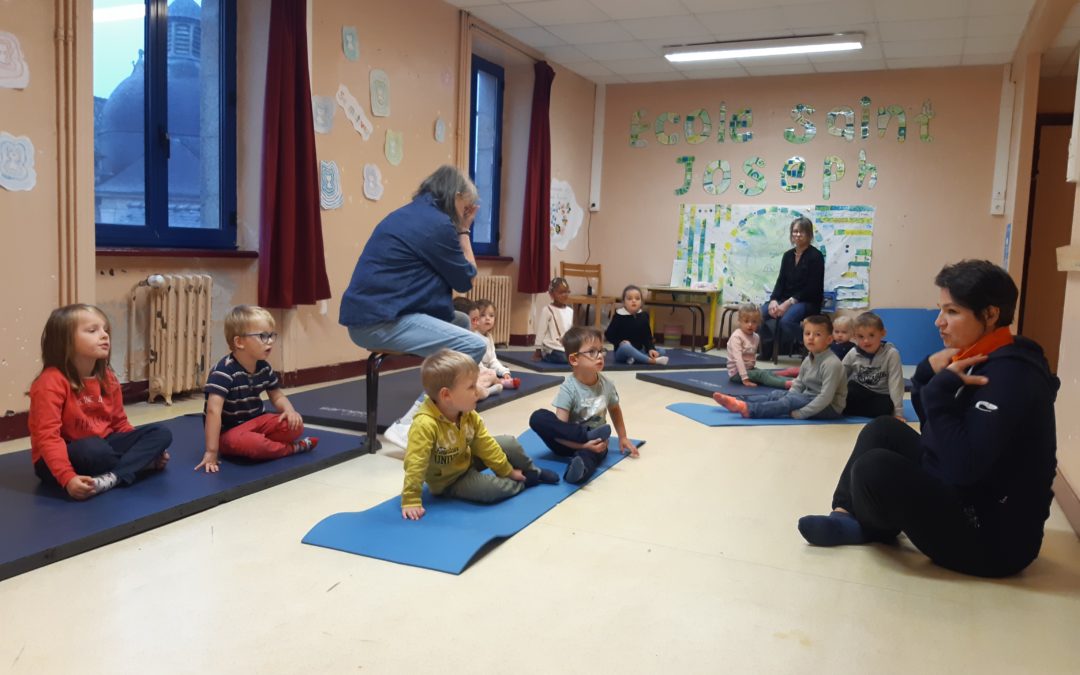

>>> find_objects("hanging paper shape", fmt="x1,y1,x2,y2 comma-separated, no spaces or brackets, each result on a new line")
655,112,680,145
363,163,384,201
0,32,30,89
737,156,766,196
550,179,584,251
674,156,694,196
877,104,906,142
629,109,648,148
826,107,855,141
784,104,816,144
385,130,404,166
716,102,727,143
729,109,753,143
336,84,372,139
0,132,36,191
780,157,806,193
369,69,390,117
342,26,360,61
857,149,877,189
312,96,335,134
859,96,871,140
434,117,446,143
703,160,731,195
915,99,934,142
319,160,343,210
684,109,711,145
822,156,845,200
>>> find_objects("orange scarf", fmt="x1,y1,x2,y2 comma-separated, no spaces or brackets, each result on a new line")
951,326,1014,363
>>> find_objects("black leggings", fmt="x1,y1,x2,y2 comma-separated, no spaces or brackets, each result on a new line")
831,417,1032,577
843,382,894,418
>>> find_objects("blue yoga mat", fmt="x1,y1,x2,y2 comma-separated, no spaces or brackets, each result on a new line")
667,399,919,426
873,309,942,365
496,348,727,372
0,415,366,582
637,369,911,398
302,430,644,574
288,369,562,432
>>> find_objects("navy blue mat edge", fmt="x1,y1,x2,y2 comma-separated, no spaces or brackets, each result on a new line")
636,370,912,399
496,348,727,372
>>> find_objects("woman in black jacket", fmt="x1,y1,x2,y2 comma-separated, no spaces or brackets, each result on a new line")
759,216,825,357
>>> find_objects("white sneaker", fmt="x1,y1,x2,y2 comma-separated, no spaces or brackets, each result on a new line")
654,356,670,366
383,419,410,449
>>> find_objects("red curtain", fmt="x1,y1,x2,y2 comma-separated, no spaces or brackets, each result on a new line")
517,61,556,294
258,0,331,308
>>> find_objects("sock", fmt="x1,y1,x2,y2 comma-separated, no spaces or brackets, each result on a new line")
797,511,868,546
502,377,520,390
626,357,635,365
585,424,611,442
91,472,119,494
653,355,669,366
712,392,749,417
564,456,588,484
776,366,800,377
522,467,558,487
486,383,503,396
291,437,319,454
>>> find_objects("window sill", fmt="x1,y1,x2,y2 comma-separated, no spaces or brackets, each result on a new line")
96,248,259,259
476,255,514,263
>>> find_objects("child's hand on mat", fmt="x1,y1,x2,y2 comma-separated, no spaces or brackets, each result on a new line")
279,410,303,431
195,451,220,473
947,354,990,387
65,475,96,500
648,349,660,359
618,437,638,457
402,506,426,520
928,347,959,373
508,469,526,482
584,438,607,453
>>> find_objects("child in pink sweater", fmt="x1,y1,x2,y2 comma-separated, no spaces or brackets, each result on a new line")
726,304,791,389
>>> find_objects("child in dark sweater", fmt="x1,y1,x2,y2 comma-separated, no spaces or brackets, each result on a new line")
605,285,669,366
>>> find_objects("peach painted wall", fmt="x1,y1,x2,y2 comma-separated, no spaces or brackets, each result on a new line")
1056,176,1080,521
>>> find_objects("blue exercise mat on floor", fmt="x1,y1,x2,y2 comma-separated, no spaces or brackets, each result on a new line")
0,415,366,582
637,369,911,398
495,348,727,372
873,309,942,365
288,369,563,432
301,430,644,574
667,399,918,426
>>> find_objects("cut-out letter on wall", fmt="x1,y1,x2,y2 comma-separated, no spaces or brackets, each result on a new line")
716,103,727,143
780,156,806,193
630,109,648,148
703,160,731,195
729,108,753,143
737,156,766,196
434,117,446,143
342,26,360,62
857,149,877,189
0,32,30,89
674,156,695,195
685,109,711,145
915,99,934,142
319,161,343,210
784,104,816,144
0,131,36,191
877,104,906,142
655,112,681,145
336,84,373,139
312,96,335,134
369,69,391,117
385,130,404,166
822,155,845,200
859,96,871,140
363,163,384,200
826,107,855,141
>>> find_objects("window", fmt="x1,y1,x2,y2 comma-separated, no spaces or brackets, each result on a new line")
468,55,504,257
93,0,236,249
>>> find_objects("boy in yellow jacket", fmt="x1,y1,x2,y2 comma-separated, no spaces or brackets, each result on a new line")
401,349,558,520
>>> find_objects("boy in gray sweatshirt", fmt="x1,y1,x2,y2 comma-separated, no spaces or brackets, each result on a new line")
842,312,906,419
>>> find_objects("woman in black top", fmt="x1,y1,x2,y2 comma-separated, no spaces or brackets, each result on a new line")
759,216,825,356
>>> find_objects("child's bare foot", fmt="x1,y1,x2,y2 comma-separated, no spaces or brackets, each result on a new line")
713,392,749,417
785,380,794,390
151,451,170,470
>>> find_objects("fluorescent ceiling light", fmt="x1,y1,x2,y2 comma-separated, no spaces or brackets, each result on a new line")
93,4,145,23
664,33,863,63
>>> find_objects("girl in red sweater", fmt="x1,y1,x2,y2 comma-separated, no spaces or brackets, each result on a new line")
29,304,172,500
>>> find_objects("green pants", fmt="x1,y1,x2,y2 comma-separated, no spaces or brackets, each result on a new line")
441,435,537,504
731,368,789,389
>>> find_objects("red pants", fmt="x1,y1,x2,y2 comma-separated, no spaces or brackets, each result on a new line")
220,413,303,459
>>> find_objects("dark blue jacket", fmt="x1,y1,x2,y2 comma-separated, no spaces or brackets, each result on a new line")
339,194,476,327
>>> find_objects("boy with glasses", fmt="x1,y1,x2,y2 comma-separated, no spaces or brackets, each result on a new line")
529,326,639,483
196,305,317,473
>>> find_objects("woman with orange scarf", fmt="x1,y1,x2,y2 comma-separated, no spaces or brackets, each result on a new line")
797,260,1059,577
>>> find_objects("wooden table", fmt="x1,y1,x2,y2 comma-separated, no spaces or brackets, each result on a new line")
643,285,723,352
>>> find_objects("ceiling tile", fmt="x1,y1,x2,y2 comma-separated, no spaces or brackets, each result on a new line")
541,44,590,63
886,54,963,69
775,0,876,29
621,71,688,83
967,0,1035,17
600,57,678,75
680,65,750,80
588,0,690,21
809,42,884,62
741,62,817,76
467,5,536,30
959,52,1013,66
512,0,608,26
1053,27,1080,49
811,58,889,73
966,15,1027,38
453,0,503,7
963,35,1018,55
566,60,614,76
578,40,657,60
696,8,793,38
878,18,965,42
618,14,714,41
882,38,963,59
547,21,633,44
682,0,788,10
504,26,566,47
589,73,628,84
874,0,967,22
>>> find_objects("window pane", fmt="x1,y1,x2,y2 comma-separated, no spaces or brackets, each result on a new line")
168,0,220,230
93,0,147,226
471,68,498,245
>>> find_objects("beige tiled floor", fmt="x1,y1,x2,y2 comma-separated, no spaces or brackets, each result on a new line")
2,356,1080,673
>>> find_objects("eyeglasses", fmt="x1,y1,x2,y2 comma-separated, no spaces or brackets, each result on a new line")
243,332,278,344
572,348,607,359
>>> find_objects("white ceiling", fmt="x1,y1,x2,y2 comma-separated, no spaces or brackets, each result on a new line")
444,0,1080,83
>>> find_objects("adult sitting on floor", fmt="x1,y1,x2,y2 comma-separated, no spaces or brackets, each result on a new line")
759,216,825,358
797,259,1059,578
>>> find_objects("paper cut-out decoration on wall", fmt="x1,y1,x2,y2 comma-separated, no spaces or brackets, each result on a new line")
0,132,36,191
703,160,731,195
550,178,584,251
826,107,855,141
716,102,727,142
342,26,360,62
857,149,877,189
336,84,372,139
385,130,404,166
859,96,871,140
319,160,343,210
363,163,384,201
780,156,806,193
369,69,390,117
629,109,648,148
877,104,906,142
822,156,845,200
684,109,711,145
655,112,680,145
729,109,753,143
0,32,30,89
434,117,446,143
784,104,816,144
674,156,694,195
670,203,727,289
737,156,766,196
914,99,934,142
312,96,335,134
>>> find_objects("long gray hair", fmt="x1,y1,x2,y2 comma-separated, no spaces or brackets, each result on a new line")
415,165,478,225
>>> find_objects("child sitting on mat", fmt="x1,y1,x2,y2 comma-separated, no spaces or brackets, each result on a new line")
196,305,317,473
529,326,638,484
605,284,669,366
29,304,173,500
534,276,573,364
401,349,559,520
725,304,791,389
842,311,906,420
714,315,847,420
830,314,856,360
473,298,519,391
453,296,503,397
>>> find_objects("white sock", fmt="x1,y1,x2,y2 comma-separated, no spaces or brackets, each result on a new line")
92,472,119,494
486,383,503,395
654,356,669,365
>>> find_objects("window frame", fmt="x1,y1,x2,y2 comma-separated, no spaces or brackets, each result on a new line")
95,0,238,250
468,54,504,258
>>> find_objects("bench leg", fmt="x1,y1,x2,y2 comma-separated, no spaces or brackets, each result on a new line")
365,353,386,454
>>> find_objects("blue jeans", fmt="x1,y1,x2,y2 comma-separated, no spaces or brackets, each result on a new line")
34,424,173,486
759,301,812,356
528,409,608,482
743,390,841,420
347,311,486,363
613,341,659,364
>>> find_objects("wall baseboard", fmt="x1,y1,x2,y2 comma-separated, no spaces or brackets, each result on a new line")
1053,470,1080,538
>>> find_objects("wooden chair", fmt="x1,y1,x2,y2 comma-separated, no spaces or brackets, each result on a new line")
559,262,618,327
